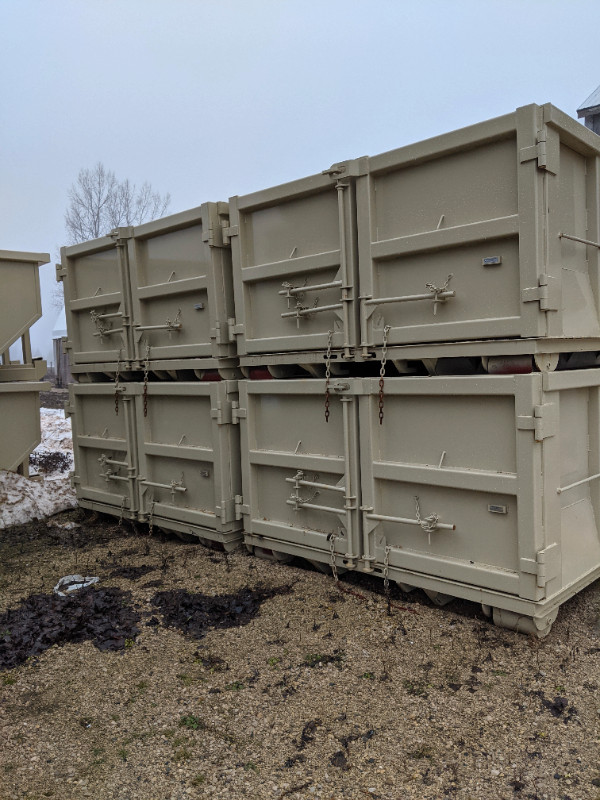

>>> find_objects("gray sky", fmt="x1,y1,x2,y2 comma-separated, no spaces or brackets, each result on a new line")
1,0,599,362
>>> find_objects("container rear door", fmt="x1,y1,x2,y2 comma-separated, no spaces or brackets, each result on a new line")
359,375,536,596
69,384,138,514
358,109,544,348
135,381,241,533
129,204,236,363
230,169,359,356
60,235,132,365
239,379,361,564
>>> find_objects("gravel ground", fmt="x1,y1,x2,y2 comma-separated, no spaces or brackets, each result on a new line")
0,510,599,800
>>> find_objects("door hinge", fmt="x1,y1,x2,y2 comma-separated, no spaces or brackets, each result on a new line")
210,400,232,425
55,263,66,281
517,403,557,441
211,321,230,345
520,543,559,588
228,318,244,339
216,498,236,524
521,274,560,311
519,131,557,174
222,224,239,246
231,401,247,424
235,494,249,520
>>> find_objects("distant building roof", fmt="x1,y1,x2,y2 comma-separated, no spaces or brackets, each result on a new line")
578,84,600,117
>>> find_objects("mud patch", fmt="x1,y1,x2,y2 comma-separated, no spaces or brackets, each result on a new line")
0,587,140,670
150,584,291,639
108,565,156,581
29,451,72,474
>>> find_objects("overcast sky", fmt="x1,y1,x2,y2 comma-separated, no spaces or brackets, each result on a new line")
2,0,599,362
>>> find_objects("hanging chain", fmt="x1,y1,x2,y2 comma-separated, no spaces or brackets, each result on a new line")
114,349,122,415
383,543,392,615
148,499,155,537
378,325,391,425
118,495,126,527
324,329,333,422
143,342,150,418
328,531,339,582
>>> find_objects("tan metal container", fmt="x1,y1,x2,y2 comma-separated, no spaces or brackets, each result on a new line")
229,160,366,358
0,381,50,475
58,204,236,369
238,372,600,636
357,103,600,353
68,381,243,549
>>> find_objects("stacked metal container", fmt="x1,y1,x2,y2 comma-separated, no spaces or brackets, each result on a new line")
0,250,50,475
230,103,600,636
59,205,243,550
63,102,600,636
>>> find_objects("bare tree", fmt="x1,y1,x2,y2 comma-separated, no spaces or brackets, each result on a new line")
64,162,171,244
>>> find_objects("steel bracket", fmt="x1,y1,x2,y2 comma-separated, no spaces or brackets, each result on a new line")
211,400,232,425
519,132,558,174
235,494,249,520
517,403,557,441
231,401,247,424
228,318,244,339
521,274,560,311
520,543,559,589
217,498,236,524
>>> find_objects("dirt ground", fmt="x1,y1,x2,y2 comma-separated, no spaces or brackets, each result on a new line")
0,510,599,800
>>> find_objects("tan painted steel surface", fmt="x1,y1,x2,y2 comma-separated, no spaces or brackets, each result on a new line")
358,104,600,351
0,381,49,474
0,249,48,359
59,204,236,369
238,372,600,635
229,160,366,357
68,381,243,547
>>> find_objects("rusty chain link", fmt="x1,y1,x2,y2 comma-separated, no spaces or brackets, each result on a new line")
114,349,122,416
328,531,339,582
324,329,333,422
143,342,150,418
378,325,391,425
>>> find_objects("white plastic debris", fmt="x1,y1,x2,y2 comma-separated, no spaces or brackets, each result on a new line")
53,575,99,596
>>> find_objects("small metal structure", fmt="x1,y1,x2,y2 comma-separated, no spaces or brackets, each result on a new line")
577,84,600,135
0,249,50,476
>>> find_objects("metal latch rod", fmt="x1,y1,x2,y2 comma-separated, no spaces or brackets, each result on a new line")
102,473,128,483
559,232,600,250
134,322,182,331
557,471,600,495
93,311,123,320
279,280,342,296
99,457,128,468
285,476,345,493
93,328,124,337
286,499,341,515
364,290,455,307
281,302,343,319
139,479,187,493
365,512,455,531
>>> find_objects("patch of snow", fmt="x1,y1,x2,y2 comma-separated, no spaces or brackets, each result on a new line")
0,408,77,529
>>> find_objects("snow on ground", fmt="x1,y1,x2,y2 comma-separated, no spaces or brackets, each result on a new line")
0,409,77,529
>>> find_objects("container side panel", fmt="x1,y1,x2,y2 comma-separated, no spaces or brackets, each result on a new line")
0,389,41,471
371,138,518,241
243,191,340,267
378,393,517,474
557,145,600,337
559,387,600,586
136,227,208,286
143,394,213,449
369,237,521,334
70,250,122,299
